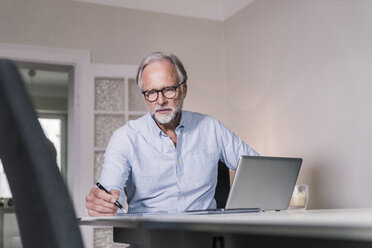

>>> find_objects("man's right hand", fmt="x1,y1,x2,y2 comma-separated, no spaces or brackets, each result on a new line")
85,187,120,216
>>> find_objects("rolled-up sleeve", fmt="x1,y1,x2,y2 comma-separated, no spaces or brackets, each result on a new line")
217,120,259,170
98,128,131,204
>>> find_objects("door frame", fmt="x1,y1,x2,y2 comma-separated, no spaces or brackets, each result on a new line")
0,43,91,216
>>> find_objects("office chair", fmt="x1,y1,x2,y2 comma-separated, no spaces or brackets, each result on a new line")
215,161,231,208
0,60,84,248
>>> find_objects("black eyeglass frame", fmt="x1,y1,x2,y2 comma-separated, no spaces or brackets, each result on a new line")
142,82,186,102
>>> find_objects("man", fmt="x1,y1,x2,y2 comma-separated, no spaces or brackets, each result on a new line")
85,52,259,216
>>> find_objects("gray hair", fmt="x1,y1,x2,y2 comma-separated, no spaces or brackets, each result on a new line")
136,52,188,90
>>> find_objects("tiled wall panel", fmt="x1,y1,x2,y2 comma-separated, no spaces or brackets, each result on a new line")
94,114,125,148
95,78,125,111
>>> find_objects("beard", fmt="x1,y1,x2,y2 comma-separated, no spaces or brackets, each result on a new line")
149,97,184,125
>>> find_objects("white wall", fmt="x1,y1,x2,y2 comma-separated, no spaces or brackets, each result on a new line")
225,0,372,209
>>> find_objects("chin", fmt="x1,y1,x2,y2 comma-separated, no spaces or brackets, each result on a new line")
155,114,173,124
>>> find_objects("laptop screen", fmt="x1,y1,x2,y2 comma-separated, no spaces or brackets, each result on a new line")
226,156,302,211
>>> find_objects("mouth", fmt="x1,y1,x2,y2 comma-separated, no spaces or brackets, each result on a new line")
156,108,171,114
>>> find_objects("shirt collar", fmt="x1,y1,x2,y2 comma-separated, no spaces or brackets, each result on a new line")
146,111,186,138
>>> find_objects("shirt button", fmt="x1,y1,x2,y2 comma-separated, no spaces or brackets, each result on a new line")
178,196,184,200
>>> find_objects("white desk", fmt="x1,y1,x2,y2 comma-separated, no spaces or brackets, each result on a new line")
79,209,372,248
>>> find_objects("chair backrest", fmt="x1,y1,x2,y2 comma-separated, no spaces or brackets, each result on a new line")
214,161,231,208
0,60,84,248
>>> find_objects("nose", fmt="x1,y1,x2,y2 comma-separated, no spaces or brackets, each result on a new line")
156,91,167,105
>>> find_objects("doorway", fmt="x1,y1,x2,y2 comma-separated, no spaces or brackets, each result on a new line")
0,61,73,248
16,61,71,179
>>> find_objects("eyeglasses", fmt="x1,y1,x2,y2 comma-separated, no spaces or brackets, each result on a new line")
142,82,185,102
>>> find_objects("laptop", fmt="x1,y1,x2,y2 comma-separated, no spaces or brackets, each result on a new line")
186,156,302,214
118,156,302,216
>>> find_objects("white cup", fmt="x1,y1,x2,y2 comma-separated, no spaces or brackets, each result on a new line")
289,184,309,210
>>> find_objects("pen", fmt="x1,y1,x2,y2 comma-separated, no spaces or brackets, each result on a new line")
96,182,126,213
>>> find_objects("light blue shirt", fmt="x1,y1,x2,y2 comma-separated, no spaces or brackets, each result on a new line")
99,111,259,213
